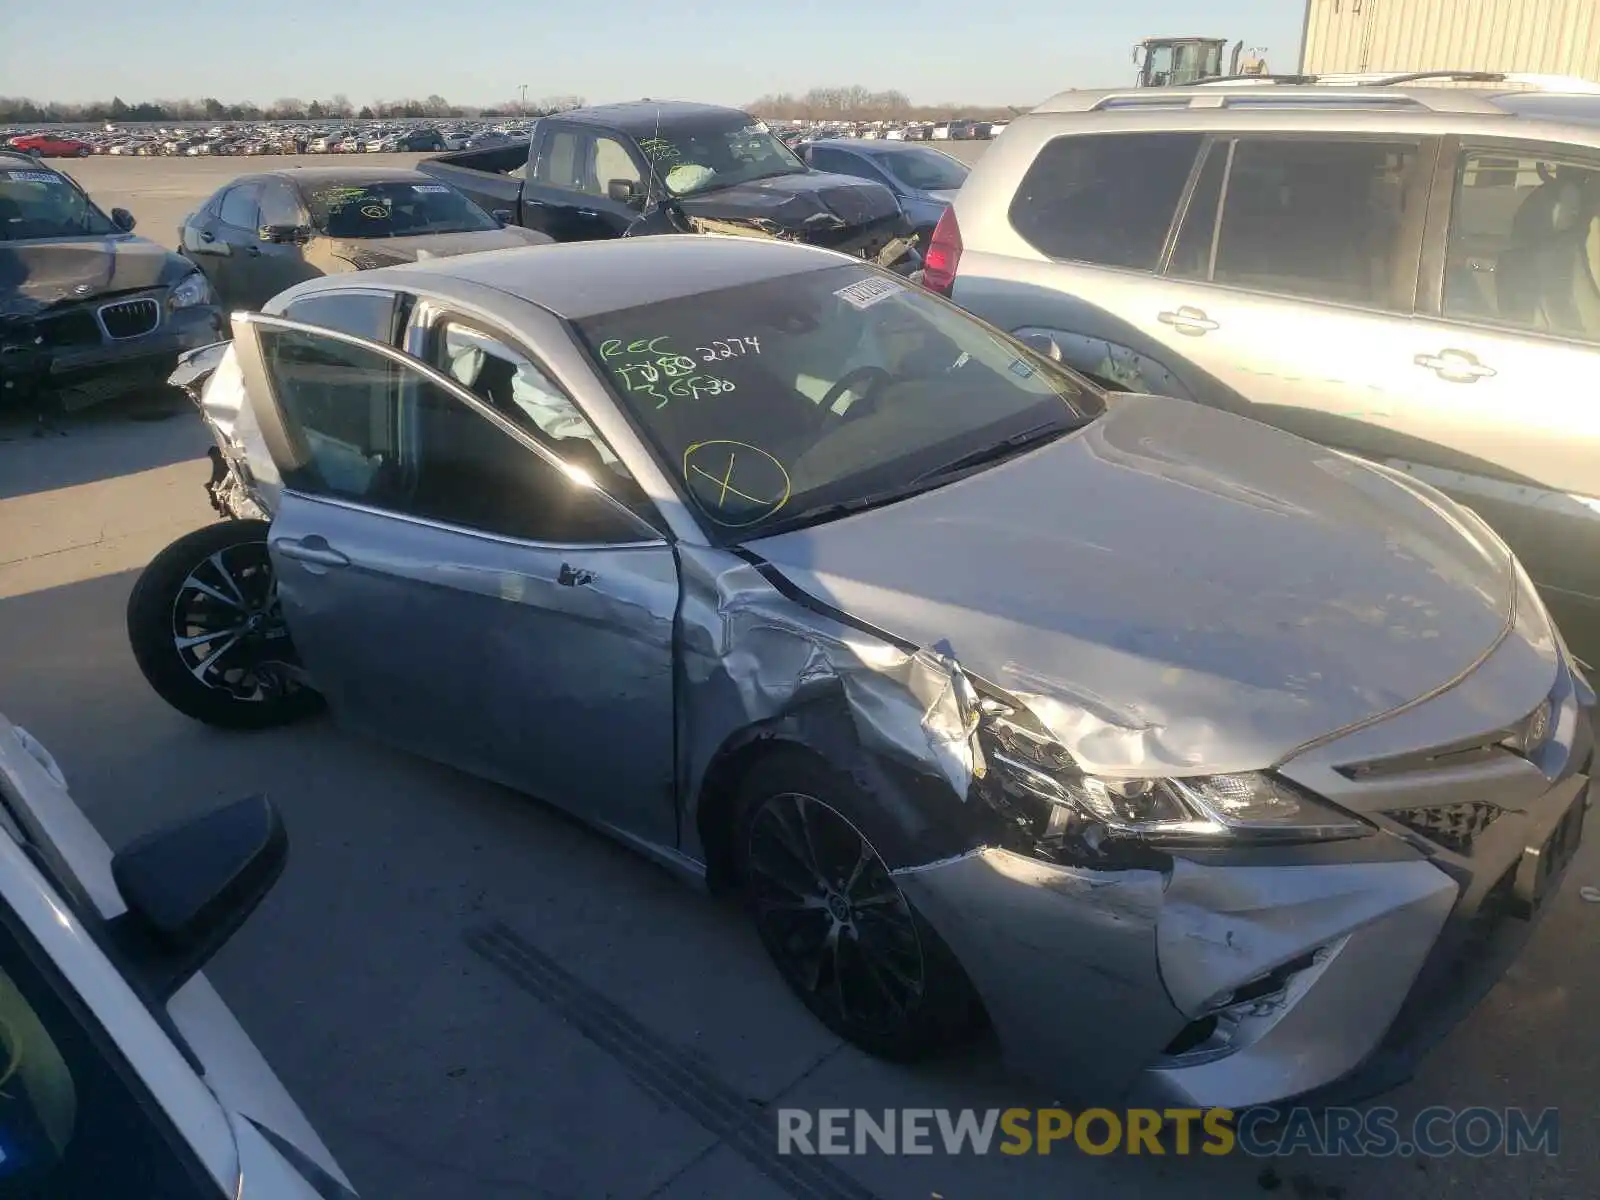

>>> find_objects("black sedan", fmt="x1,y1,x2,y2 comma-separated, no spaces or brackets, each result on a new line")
177,166,551,311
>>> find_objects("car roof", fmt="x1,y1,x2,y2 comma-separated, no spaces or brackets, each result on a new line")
336,235,848,320
0,149,47,169
808,138,939,153
262,166,432,188
1031,78,1600,121
556,101,757,136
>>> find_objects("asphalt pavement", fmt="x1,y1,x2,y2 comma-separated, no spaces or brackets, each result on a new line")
0,153,1595,1200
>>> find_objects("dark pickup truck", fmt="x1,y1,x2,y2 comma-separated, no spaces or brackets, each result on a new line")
415,101,921,272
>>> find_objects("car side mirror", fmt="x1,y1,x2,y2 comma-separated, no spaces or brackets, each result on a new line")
607,178,645,210
109,794,288,1001
110,207,136,232
491,208,514,226
261,223,311,244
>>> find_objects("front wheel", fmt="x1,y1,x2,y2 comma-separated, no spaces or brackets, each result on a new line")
735,750,978,1061
75,147,90,157
127,519,322,729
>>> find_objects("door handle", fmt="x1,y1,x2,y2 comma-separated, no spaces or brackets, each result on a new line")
199,231,216,243
1157,306,1218,335
575,208,600,218
274,537,350,568
557,563,595,588
1415,349,1497,383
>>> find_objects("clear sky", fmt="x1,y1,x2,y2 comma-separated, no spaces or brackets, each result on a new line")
0,0,1306,109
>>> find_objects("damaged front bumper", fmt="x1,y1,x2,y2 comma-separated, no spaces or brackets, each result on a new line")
894,670,1592,1112
2,300,224,410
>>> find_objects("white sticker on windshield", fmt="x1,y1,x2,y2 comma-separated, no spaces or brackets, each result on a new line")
7,170,62,184
741,121,770,135
412,184,450,193
834,277,901,311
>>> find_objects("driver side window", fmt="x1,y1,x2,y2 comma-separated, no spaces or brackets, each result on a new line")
256,325,646,544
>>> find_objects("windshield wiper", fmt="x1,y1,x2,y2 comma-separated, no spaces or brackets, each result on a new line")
747,481,933,539
911,422,1071,485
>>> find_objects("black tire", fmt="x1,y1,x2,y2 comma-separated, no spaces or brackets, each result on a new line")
734,748,978,1061
75,146,90,157
126,520,322,729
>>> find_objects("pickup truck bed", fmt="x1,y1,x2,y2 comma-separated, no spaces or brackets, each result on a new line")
416,144,529,216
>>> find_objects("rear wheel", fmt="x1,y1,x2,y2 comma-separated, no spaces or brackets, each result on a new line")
734,749,977,1060
126,520,322,729
75,146,90,157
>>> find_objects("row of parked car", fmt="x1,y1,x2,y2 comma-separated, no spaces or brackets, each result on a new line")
3,123,528,159
2,71,1597,1200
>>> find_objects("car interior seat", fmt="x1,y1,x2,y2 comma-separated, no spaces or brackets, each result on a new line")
1496,172,1600,338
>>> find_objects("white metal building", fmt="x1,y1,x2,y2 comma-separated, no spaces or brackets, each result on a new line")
1299,0,1600,80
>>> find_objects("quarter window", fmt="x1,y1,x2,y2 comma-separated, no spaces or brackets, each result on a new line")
1442,149,1600,343
1169,138,1427,311
1008,132,1204,270
257,326,643,544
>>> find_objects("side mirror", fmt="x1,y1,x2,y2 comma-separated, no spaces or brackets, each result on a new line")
110,207,137,232
109,794,288,1001
491,208,514,226
607,178,646,210
260,223,311,244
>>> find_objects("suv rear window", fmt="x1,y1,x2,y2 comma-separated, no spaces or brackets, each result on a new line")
1008,132,1203,270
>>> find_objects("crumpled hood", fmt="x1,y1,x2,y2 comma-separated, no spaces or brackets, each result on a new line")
320,225,551,270
676,169,903,234
746,394,1525,775
0,235,186,315
920,189,959,205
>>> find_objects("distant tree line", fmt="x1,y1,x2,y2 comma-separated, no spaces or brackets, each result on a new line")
0,94,588,125
747,86,1019,122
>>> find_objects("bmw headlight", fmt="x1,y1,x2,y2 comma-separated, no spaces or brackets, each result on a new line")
168,271,212,310
977,706,1370,849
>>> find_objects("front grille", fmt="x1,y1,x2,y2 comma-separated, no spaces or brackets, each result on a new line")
34,308,103,349
98,297,160,339
1388,801,1503,853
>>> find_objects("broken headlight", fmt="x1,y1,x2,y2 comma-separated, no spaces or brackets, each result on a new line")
977,707,1370,848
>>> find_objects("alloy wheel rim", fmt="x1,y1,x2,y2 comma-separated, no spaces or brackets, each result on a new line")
746,792,925,1032
168,539,296,701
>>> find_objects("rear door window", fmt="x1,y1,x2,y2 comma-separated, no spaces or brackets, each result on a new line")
1007,132,1203,270
1441,147,1600,344
1168,137,1431,312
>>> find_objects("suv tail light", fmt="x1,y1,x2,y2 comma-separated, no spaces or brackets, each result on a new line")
922,206,962,296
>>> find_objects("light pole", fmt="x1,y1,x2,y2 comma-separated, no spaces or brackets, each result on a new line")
520,84,528,117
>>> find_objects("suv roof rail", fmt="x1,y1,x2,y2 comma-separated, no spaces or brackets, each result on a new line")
1034,88,1506,115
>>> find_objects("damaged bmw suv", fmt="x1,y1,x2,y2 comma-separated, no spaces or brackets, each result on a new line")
0,151,223,411
126,237,1591,1110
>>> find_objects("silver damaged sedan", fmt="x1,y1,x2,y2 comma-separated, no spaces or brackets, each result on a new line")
127,237,1593,1110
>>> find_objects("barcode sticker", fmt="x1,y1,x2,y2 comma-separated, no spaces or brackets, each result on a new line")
833,277,901,310
412,184,451,193
7,170,62,183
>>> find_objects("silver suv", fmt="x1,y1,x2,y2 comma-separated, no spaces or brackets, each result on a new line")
933,75,1600,636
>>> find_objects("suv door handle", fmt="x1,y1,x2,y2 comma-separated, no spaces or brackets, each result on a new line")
199,230,216,243
1158,306,1218,335
575,208,599,218
1415,349,1497,383
274,537,350,568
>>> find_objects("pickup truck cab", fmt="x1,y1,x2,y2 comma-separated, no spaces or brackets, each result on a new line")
416,101,920,270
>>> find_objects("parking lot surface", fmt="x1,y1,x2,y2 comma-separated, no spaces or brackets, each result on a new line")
0,155,1596,1200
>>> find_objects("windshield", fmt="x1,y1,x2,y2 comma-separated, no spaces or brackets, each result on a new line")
303,179,499,239
573,264,1102,539
870,147,969,192
0,168,114,240
639,117,808,197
